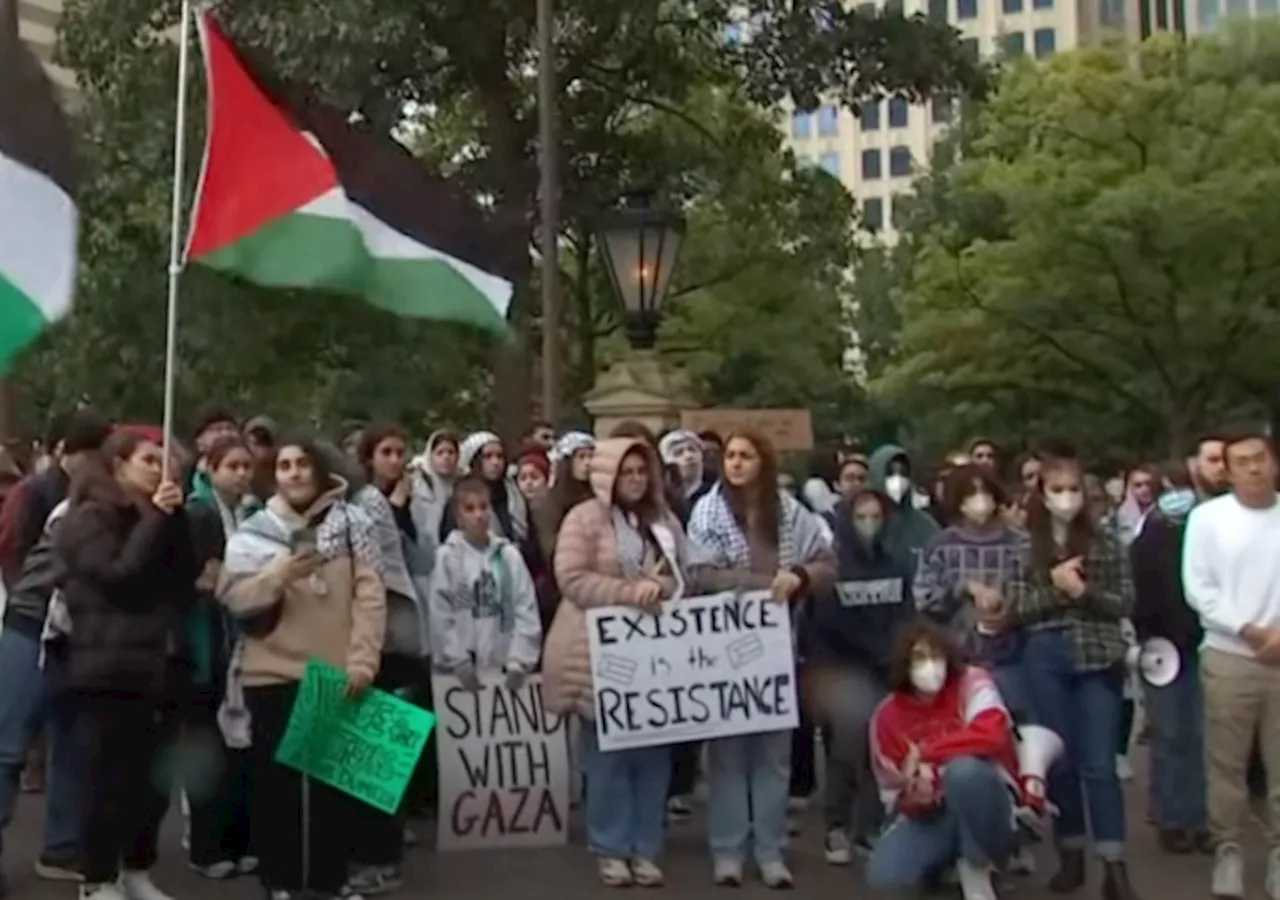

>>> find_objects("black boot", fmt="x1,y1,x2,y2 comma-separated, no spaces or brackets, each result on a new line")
1101,861,1141,900
1048,848,1086,892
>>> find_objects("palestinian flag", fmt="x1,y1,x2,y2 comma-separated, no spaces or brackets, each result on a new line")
0,32,77,371
186,14,513,335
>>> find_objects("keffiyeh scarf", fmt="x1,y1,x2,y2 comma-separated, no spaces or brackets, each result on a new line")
689,483,825,571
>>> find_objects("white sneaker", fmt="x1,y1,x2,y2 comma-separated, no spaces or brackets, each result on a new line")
759,861,794,890
824,828,852,866
1212,842,1245,899
598,858,632,888
631,859,664,887
80,885,126,900
121,871,174,900
713,858,743,887
1115,755,1134,781
1007,845,1037,875
956,858,998,900
1266,846,1280,900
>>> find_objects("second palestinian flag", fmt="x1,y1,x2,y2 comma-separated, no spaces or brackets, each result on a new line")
186,13,512,335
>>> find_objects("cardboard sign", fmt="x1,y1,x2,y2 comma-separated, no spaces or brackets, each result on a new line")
276,660,436,814
433,674,570,851
680,408,815,452
586,591,798,752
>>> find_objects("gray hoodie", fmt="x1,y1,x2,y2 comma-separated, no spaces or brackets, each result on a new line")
427,529,542,674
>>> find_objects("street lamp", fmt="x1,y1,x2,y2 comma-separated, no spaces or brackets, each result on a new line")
597,192,686,350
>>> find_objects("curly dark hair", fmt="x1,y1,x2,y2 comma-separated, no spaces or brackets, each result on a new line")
885,619,967,695
944,464,1008,524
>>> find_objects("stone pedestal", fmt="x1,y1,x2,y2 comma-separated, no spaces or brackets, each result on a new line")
582,350,696,439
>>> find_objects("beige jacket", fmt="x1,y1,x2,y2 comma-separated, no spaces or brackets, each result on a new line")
220,481,386,687
542,438,731,718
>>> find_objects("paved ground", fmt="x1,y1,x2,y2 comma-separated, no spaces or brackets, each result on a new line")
0,747,1266,899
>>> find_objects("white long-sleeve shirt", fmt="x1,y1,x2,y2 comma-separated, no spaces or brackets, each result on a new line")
1182,493,1280,657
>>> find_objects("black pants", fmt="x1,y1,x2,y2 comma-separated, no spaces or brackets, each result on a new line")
350,655,428,868
246,682,361,894
669,743,700,797
74,693,171,884
184,691,252,867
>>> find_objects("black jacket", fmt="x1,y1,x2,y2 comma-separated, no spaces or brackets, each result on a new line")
54,493,198,695
1130,511,1202,652
3,504,68,637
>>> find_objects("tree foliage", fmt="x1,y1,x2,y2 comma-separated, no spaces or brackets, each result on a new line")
8,0,984,438
860,26,1280,461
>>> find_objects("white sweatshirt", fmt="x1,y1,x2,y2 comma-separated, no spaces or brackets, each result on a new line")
1182,493,1280,657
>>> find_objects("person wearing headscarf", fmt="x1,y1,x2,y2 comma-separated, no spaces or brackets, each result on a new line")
659,429,709,510
1114,466,1157,547
867,445,940,574
408,429,461,560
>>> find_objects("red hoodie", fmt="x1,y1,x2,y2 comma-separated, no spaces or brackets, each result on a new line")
870,665,1019,816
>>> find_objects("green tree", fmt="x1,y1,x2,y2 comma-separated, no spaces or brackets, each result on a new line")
867,28,1280,460
16,0,985,438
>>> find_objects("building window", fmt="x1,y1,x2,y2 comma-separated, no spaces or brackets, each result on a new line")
888,97,909,128
1198,0,1220,28
861,149,883,180
861,101,882,131
1033,0,1054,8
862,197,884,232
1001,32,1026,56
931,94,954,124
724,22,743,44
1260,0,1278,14
818,151,841,177
1033,27,1056,56
889,145,913,177
817,104,840,137
961,37,980,60
791,112,813,139
929,0,949,18
957,0,979,17
1100,0,1125,24
1003,0,1024,10
891,195,912,230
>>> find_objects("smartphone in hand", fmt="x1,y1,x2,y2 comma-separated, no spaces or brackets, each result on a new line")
290,526,319,555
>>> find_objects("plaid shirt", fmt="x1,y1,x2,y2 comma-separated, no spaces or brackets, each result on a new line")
1007,529,1134,673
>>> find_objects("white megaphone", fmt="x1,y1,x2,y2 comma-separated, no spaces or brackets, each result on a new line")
1125,637,1181,688
1016,724,1065,817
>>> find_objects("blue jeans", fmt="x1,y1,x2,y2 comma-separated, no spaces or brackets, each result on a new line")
866,757,1016,888
1143,659,1205,831
1021,628,1127,858
580,725,671,860
0,627,81,861
990,662,1034,726
706,730,791,866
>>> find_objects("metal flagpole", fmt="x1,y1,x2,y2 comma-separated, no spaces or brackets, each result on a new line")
161,0,194,482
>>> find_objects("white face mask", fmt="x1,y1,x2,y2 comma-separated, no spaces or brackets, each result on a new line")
961,493,995,524
910,658,947,695
884,474,910,503
1045,490,1084,521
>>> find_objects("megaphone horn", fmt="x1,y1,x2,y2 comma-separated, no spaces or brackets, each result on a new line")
1126,637,1181,688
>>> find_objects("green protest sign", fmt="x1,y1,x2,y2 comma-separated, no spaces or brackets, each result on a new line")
276,659,436,814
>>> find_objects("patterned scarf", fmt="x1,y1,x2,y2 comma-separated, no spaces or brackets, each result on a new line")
689,483,822,570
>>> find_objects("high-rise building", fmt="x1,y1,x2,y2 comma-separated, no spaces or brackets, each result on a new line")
782,0,1127,243
18,0,74,90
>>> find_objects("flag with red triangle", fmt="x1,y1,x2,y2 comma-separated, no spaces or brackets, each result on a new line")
186,13,512,335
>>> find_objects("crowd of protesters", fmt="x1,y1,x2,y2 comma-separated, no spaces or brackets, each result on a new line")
0,409,1274,900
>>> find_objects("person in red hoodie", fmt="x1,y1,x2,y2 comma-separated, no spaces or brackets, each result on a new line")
866,621,1019,900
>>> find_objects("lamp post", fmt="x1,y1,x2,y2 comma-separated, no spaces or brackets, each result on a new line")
597,192,686,350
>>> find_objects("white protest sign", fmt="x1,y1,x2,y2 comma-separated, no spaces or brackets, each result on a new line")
586,590,798,752
432,673,570,851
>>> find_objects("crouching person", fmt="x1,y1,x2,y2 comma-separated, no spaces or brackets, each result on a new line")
866,621,1019,900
